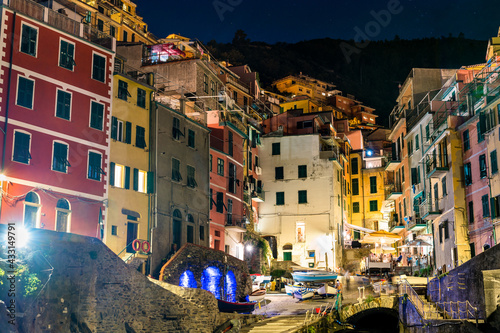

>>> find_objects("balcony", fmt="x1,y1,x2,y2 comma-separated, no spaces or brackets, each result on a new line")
386,183,403,200
385,157,400,171
419,200,441,220
426,153,449,178
252,187,265,202
389,219,405,233
225,214,247,232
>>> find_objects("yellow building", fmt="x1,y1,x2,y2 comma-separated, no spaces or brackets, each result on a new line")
273,74,340,104
68,0,157,44
105,57,155,272
279,98,320,114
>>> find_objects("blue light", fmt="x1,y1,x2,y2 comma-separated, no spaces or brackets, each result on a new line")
179,270,197,289
366,150,373,157
225,271,237,302
201,266,222,299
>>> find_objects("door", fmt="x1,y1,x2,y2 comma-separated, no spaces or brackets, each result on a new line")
126,222,138,253
24,205,38,228
434,183,439,211
56,211,68,232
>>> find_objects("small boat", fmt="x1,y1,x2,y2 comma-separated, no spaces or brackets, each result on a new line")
293,288,315,301
251,274,272,291
248,288,266,302
292,271,338,282
317,283,337,297
217,299,256,313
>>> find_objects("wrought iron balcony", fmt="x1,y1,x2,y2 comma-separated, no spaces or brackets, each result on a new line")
425,153,449,178
419,200,441,220
407,216,427,231
389,219,405,233
225,214,247,232
252,187,265,202
386,182,403,200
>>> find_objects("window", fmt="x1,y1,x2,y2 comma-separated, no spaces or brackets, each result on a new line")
59,40,75,70
52,142,70,173
210,81,215,96
298,165,307,178
118,80,131,101
463,130,470,151
464,162,472,186
298,190,307,204
109,163,130,189
482,194,490,217
233,91,238,103
248,151,252,170
442,176,447,196
111,225,117,235
97,18,104,31
353,202,360,213
111,117,125,142
425,124,430,140
480,154,487,178
469,201,474,224
491,150,498,175
369,200,378,211
228,163,236,193
352,179,359,195
17,76,34,109
275,166,284,180
88,151,103,181
408,139,413,155
187,165,197,188
351,157,358,175
411,167,420,185
136,126,146,149
217,158,224,176
173,117,182,140
401,166,405,183
203,74,208,93
199,225,205,241
403,198,407,216
272,142,280,155
188,129,195,148
415,134,419,150
137,88,146,108
20,24,37,56
283,251,292,261
209,154,212,172
55,199,71,232
110,26,116,37
23,192,39,228
90,101,104,130
370,176,377,193
55,90,71,120
276,192,284,205
216,192,224,213
172,158,182,181
133,168,147,193
477,121,484,142
228,131,233,156
123,30,127,41
13,131,31,164
92,53,106,82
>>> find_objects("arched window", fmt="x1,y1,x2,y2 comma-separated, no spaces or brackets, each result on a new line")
56,198,71,232
283,243,293,261
173,209,182,249
186,214,194,244
24,192,40,228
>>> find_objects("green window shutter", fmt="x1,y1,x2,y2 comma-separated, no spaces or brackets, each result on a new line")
109,162,115,186
124,166,130,189
111,117,117,140
147,171,154,193
133,168,139,191
125,122,132,144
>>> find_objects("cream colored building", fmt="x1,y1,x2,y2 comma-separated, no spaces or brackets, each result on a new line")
256,134,344,270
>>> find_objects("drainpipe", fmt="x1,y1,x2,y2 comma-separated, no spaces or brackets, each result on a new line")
0,12,16,221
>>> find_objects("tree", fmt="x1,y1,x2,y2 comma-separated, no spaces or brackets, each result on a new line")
232,29,250,45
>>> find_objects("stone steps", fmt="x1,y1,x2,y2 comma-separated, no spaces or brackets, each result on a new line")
240,315,310,333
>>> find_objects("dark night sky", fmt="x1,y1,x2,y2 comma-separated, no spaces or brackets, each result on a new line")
136,0,498,44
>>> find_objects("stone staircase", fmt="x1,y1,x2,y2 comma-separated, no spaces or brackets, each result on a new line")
418,294,443,320
239,315,311,333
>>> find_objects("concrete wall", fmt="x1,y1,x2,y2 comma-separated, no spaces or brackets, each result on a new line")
11,227,227,333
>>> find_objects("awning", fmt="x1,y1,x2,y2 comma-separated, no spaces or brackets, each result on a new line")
344,222,375,234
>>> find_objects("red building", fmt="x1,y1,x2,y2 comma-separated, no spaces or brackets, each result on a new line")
0,1,115,238
208,112,246,254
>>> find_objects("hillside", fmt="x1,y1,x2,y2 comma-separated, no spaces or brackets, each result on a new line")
206,33,487,127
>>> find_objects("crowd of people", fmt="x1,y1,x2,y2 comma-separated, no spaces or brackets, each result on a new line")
368,252,431,269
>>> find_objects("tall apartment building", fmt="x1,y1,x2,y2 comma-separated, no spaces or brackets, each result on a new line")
0,0,114,237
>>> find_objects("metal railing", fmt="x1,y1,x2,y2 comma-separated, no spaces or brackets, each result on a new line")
399,280,426,318
419,199,439,217
225,214,247,229
425,153,448,174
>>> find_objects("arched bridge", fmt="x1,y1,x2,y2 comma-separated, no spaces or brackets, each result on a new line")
340,296,399,325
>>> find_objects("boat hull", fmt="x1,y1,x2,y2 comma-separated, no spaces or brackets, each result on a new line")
217,299,256,313
292,272,338,282
317,284,337,297
293,289,315,300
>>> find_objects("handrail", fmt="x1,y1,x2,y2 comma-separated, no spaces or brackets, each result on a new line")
399,280,426,318
435,300,479,320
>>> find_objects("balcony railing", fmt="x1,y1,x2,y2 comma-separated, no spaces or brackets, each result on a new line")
419,200,441,220
386,183,402,200
225,214,247,230
252,187,265,202
425,153,449,178
7,0,114,51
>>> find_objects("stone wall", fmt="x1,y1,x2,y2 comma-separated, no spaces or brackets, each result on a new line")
159,243,252,301
8,227,228,333
427,242,500,320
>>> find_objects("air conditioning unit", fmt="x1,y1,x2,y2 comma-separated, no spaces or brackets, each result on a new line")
255,166,262,175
